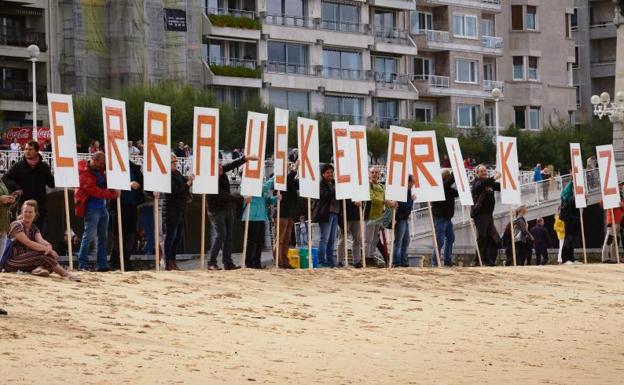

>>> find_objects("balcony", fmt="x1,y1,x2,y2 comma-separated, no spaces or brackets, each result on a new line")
368,0,415,11
373,28,418,56
320,67,374,94
203,57,262,88
590,61,616,78
263,14,314,28
0,27,47,52
323,113,367,125
424,0,501,12
319,20,365,34
412,29,502,55
0,80,47,104
589,22,617,40
263,61,320,91
413,74,450,89
481,35,503,50
483,80,504,94
203,8,261,40
374,73,419,100
373,116,403,129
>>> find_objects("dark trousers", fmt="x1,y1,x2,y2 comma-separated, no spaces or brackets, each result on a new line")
516,242,528,265
562,218,579,263
475,214,499,266
208,209,235,267
275,218,294,267
35,212,47,237
110,204,138,269
535,247,548,265
164,222,184,262
245,221,265,269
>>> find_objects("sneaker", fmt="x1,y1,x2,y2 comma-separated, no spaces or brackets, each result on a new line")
224,264,241,271
563,261,575,265
0,308,7,316
353,262,363,269
207,264,222,271
573,261,583,265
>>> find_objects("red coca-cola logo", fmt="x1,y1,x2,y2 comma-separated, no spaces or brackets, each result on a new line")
2,127,50,145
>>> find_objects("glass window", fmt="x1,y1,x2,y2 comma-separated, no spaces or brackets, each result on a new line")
323,49,361,79
410,11,432,33
322,2,359,31
453,14,477,38
481,19,493,36
514,106,526,129
529,107,540,129
455,59,477,83
206,0,223,12
374,56,397,81
511,5,523,30
266,0,282,15
270,90,309,113
528,57,538,80
513,56,524,80
208,41,224,63
374,10,394,32
484,107,494,127
414,58,431,77
376,99,398,127
483,63,493,81
414,108,433,123
457,105,478,128
268,42,307,73
526,6,537,30
285,0,304,17
325,95,363,123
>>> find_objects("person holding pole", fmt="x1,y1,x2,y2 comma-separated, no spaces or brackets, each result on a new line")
600,188,624,263
363,166,393,267
470,165,501,266
274,164,299,268
75,152,120,272
510,205,533,266
431,169,459,267
207,154,256,270
242,177,276,269
313,164,339,268
392,175,414,268
338,199,362,268
560,181,581,264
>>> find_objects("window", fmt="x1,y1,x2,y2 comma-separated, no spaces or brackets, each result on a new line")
511,5,523,30
321,1,360,32
575,85,581,107
414,107,433,123
414,57,432,77
325,95,363,123
374,56,398,82
484,107,494,128
269,90,309,114
267,0,304,17
267,41,308,73
208,41,224,62
323,49,361,79
410,11,432,33
526,6,537,30
568,111,576,126
571,8,578,30
481,19,494,36
206,0,224,12
513,56,524,80
565,13,571,38
514,106,526,129
567,63,573,86
375,99,398,128
373,10,394,33
529,107,540,129
455,59,478,83
528,57,539,80
453,14,477,38
573,46,579,69
483,63,494,81
457,105,479,128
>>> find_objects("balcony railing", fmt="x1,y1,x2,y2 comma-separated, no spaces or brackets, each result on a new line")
323,113,366,125
209,56,257,69
413,74,450,88
0,27,47,51
375,73,412,89
374,116,401,129
589,22,614,29
0,80,47,103
319,19,365,34
373,28,411,45
413,29,451,43
322,67,367,81
265,61,315,76
483,80,504,93
206,7,255,18
481,35,503,49
263,14,313,28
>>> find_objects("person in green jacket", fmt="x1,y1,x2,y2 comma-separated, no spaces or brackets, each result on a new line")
0,179,17,254
242,177,277,269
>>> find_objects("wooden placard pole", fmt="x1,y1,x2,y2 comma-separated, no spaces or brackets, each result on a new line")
611,208,620,264
465,206,483,267
342,200,348,267
427,202,442,268
509,207,517,266
579,207,587,264
154,195,160,271
359,205,366,268
116,197,125,272
200,194,206,270
63,188,73,271
275,193,281,269
388,208,396,269
241,202,251,270
307,198,313,269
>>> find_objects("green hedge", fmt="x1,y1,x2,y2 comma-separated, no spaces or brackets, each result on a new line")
208,14,261,30
210,64,261,78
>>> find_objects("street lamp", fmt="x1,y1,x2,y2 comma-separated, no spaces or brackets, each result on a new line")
591,91,624,123
27,44,40,142
492,87,502,138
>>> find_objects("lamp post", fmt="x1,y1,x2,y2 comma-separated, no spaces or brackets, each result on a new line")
591,92,624,122
492,87,502,139
27,44,40,142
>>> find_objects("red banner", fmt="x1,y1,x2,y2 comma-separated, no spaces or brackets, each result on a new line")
2,126,51,146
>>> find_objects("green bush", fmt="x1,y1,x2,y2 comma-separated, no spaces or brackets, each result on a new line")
208,14,261,30
210,65,261,78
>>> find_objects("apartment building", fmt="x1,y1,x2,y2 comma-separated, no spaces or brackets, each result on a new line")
203,0,420,127
0,0,49,130
573,0,618,122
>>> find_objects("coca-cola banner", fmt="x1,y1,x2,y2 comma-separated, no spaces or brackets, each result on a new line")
2,126,51,145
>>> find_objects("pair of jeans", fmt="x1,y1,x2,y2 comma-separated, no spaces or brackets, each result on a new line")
208,209,235,267
164,222,184,262
318,213,338,266
245,221,265,268
365,221,382,263
275,218,294,267
78,206,110,270
338,220,362,265
393,219,410,266
432,217,455,266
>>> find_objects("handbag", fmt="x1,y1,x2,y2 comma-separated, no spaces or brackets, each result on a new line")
0,238,14,272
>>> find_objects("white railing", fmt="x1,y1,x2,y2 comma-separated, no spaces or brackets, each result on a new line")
374,27,411,45
413,74,450,88
208,56,258,69
413,29,451,43
589,22,614,29
263,14,313,28
481,35,503,49
206,7,256,19
483,80,504,93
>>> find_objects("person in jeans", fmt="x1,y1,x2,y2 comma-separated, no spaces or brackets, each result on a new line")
338,199,362,267
471,165,501,266
74,152,119,271
393,176,414,267
242,177,276,269
274,164,299,268
162,155,194,271
530,217,551,265
312,164,339,267
432,169,459,266
207,154,256,270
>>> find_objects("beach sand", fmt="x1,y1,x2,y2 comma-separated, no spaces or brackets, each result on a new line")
1,264,623,384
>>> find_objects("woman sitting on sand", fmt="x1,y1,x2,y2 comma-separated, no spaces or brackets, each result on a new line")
3,200,80,281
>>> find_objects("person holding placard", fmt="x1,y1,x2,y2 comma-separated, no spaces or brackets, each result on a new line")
313,164,339,268
392,176,414,268
75,152,120,272
431,169,459,267
471,165,501,266
162,155,195,271
207,154,257,270
363,166,393,267
242,177,276,269
510,205,534,266
600,189,624,264
559,181,581,264
274,164,299,268
338,199,362,267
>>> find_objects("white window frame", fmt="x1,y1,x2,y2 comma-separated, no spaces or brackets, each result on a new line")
455,59,478,84
453,14,478,39
457,104,479,128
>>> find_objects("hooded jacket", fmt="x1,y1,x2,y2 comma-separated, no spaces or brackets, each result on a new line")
74,160,118,218
2,153,54,216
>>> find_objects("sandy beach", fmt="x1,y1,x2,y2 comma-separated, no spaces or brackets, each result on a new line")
1,264,623,385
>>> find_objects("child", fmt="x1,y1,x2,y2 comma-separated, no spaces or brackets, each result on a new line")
530,217,551,265
297,215,308,248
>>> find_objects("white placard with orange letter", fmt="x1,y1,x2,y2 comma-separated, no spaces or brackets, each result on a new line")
496,136,521,205
444,137,473,206
273,108,289,192
332,121,352,200
191,107,219,194
569,143,587,208
410,131,444,203
596,144,620,209
101,97,130,190
348,125,370,202
297,117,320,199
240,111,268,197
47,93,79,187
143,102,171,193
385,125,411,202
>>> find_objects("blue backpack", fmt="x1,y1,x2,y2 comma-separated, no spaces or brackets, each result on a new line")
0,238,14,272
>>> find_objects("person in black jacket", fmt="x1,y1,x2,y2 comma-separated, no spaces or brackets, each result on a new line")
2,141,54,233
431,169,459,266
312,164,339,267
207,154,256,270
471,165,501,266
393,175,414,267
109,160,144,271
162,155,194,271
274,163,299,268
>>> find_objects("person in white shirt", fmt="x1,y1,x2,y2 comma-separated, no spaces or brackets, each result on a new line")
9,139,21,152
128,140,140,156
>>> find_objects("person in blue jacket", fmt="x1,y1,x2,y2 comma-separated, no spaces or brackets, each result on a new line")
242,177,277,269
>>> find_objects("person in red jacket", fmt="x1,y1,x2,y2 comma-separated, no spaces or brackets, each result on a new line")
74,152,119,271
600,187,624,263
